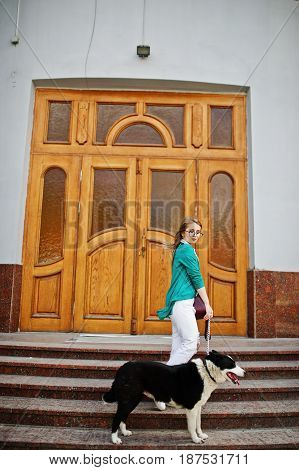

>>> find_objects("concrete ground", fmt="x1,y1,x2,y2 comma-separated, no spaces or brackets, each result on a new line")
0,331,298,353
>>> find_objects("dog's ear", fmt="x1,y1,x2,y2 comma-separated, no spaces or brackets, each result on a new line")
210,350,221,356
206,350,220,359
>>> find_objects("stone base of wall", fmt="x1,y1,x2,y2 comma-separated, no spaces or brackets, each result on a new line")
247,270,299,338
0,265,22,332
0,264,298,336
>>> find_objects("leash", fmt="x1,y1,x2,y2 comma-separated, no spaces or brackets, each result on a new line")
198,318,211,355
205,319,211,355
203,323,216,383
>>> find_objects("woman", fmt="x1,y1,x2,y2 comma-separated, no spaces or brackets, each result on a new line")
157,217,213,367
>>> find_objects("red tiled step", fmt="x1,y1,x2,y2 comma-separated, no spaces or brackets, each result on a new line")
0,374,298,401
0,356,122,379
0,423,298,450
1,356,298,380
0,396,297,430
0,342,298,362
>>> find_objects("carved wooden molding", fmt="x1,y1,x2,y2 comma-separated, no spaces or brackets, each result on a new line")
192,104,203,148
107,115,173,147
76,102,89,145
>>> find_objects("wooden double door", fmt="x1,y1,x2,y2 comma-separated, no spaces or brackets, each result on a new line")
75,156,199,334
21,155,247,336
20,88,248,335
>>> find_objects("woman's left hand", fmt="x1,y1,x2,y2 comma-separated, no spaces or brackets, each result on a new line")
204,304,213,320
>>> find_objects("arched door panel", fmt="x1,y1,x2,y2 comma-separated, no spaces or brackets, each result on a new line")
198,160,248,336
135,158,197,334
20,155,81,331
73,157,136,333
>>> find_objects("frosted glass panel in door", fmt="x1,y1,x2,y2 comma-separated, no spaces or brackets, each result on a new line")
91,169,126,236
150,170,184,234
210,172,235,269
38,167,66,264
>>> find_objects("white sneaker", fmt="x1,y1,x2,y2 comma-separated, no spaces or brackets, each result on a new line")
155,401,166,411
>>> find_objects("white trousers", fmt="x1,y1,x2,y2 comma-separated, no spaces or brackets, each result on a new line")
167,298,200,366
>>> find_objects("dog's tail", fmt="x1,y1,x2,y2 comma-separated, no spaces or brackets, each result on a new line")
102,387,116,403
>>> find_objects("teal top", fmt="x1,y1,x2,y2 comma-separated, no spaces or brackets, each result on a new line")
156,241,205,320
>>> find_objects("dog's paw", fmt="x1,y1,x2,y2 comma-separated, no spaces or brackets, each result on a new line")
155,401,166,411
111,434,122,445
192,435,204,444
120,422,132,437
197,432,208,440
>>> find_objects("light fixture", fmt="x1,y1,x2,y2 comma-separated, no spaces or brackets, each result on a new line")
137,45,150,58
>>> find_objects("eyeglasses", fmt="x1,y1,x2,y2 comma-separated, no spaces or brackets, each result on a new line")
185,229,204,237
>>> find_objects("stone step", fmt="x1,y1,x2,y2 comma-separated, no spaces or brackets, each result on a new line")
0,374,298,402
0,356,298,380
0,342,298,362
0,396,298,430
0,423,298,449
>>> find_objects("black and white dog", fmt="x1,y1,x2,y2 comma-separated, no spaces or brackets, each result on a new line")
103,350,245,445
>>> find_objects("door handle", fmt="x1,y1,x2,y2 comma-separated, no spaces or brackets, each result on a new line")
139,229,146,257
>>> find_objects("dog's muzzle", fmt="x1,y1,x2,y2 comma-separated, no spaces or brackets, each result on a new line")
226,366,245,386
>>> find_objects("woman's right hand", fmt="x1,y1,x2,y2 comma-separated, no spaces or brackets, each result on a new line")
204,304,213,320
197,287,213,320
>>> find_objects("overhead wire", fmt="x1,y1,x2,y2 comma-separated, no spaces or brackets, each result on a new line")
84,0,98,88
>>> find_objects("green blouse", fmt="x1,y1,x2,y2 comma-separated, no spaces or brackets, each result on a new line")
156,241,205,320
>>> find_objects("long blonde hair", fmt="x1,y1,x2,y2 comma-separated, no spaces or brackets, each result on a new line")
172,217,202,257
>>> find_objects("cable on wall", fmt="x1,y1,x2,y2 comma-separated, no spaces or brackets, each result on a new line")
142,0,146,44
137,0,150,58
84,0,98,86
11,0,20,45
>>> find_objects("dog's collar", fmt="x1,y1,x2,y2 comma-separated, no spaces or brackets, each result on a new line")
203,359,217,383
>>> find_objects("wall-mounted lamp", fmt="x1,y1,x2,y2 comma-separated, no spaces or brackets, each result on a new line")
137,45,150,58
11,35,20,45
